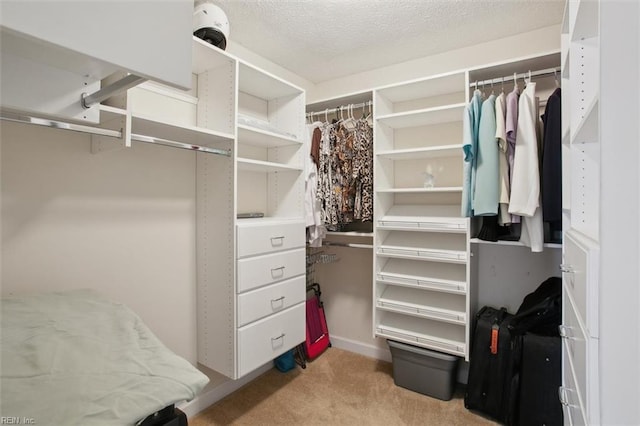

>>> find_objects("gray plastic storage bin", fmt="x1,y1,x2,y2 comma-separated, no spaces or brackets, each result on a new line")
387,340,459,401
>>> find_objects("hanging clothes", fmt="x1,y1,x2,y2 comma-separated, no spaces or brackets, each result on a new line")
509,81,544,252
461,89,483,217
473,93,499,216
314,112,374,230
505,86,521,224
495,91,511,225
305,122,326,247
352,119,373,222
541,87,562,240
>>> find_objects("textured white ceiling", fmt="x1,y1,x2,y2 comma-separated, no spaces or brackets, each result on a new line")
212,0,565,84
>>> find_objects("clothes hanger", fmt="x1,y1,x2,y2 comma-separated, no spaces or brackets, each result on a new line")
501,77,505,94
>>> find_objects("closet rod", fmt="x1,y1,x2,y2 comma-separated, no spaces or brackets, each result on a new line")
322,241,373,249
131,134,231,157
0,110,121,138
1,111,232,157
470,67,561,88
306,100,373,117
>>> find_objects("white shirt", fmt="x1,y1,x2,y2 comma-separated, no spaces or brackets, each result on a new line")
508,82,544,252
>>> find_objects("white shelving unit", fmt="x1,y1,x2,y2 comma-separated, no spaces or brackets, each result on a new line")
194,45,306,379
560,1,601,424
372,71,472,361
114,37,307,380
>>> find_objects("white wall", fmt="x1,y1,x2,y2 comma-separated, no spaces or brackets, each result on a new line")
308,25,561,103
1,122,198,363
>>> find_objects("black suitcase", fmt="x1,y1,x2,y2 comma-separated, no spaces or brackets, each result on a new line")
464,306,518,424
517,334,563,426
465,277,562,425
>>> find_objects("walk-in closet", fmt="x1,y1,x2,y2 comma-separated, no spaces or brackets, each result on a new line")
1,1,639,425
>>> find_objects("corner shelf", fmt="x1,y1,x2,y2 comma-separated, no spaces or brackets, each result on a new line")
376,144,463,160
376,103,466,129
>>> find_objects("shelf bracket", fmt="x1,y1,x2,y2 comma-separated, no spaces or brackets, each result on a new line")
81,74,147,109
91,107,131,154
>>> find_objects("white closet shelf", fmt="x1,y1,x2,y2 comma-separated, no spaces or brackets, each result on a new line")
376,72,466,103
237,158,303,173
377,272,467,295
571,97,599,145
239,61,303,101
470,238,562,249
131,113,234,148
376,103,466,129
377,300,466,325
376,144,463,160
377,286,466,325
375,322,465,357
570,0,599,42
237,124,301,148
377,246,466,264
376,187,463,193
192,37,234,74
377,215,467,233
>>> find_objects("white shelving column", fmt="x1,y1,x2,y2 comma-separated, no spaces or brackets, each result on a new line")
561,1,640,425
372,71,472,360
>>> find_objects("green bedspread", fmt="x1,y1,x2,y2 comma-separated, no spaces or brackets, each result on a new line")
0,289,209,425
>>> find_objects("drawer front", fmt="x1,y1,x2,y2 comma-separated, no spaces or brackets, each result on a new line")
237,220,305,258
561,287,600,425
563,230,599,338
237,302,305,377
561,288,588,413
561,341,587,426
237,248,305,293
238,275,305,327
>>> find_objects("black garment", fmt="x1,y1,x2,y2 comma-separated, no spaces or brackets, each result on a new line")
541,88,562,225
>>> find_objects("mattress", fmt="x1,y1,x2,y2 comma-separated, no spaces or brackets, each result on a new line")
0,289,209,425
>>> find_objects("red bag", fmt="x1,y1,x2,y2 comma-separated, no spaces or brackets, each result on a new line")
304,284,330,360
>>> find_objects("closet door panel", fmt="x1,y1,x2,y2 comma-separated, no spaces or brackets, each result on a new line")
237,275,305,327
237,248,305,293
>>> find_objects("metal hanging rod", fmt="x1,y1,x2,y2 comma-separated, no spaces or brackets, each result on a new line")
470,67,561,88
81,74,147,109
131,134,231,156
306,100,373,118
0,110,121,138
322,241,373,249
1,111,231,157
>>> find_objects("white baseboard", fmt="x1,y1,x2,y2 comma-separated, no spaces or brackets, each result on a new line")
329,335,392,363
178,362,273,418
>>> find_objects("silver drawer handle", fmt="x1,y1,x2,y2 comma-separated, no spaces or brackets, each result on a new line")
558,325,572,339
271,333,285,342
271,266,285,276
270,236,285,245
558,386,569,406
560,264,574,274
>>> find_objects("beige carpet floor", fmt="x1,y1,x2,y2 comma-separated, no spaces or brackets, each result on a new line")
190,347,497,426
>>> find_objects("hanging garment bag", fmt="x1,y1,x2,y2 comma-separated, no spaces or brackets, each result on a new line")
304,283,330,360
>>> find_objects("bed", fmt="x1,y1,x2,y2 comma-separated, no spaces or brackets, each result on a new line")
0,289,209,425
